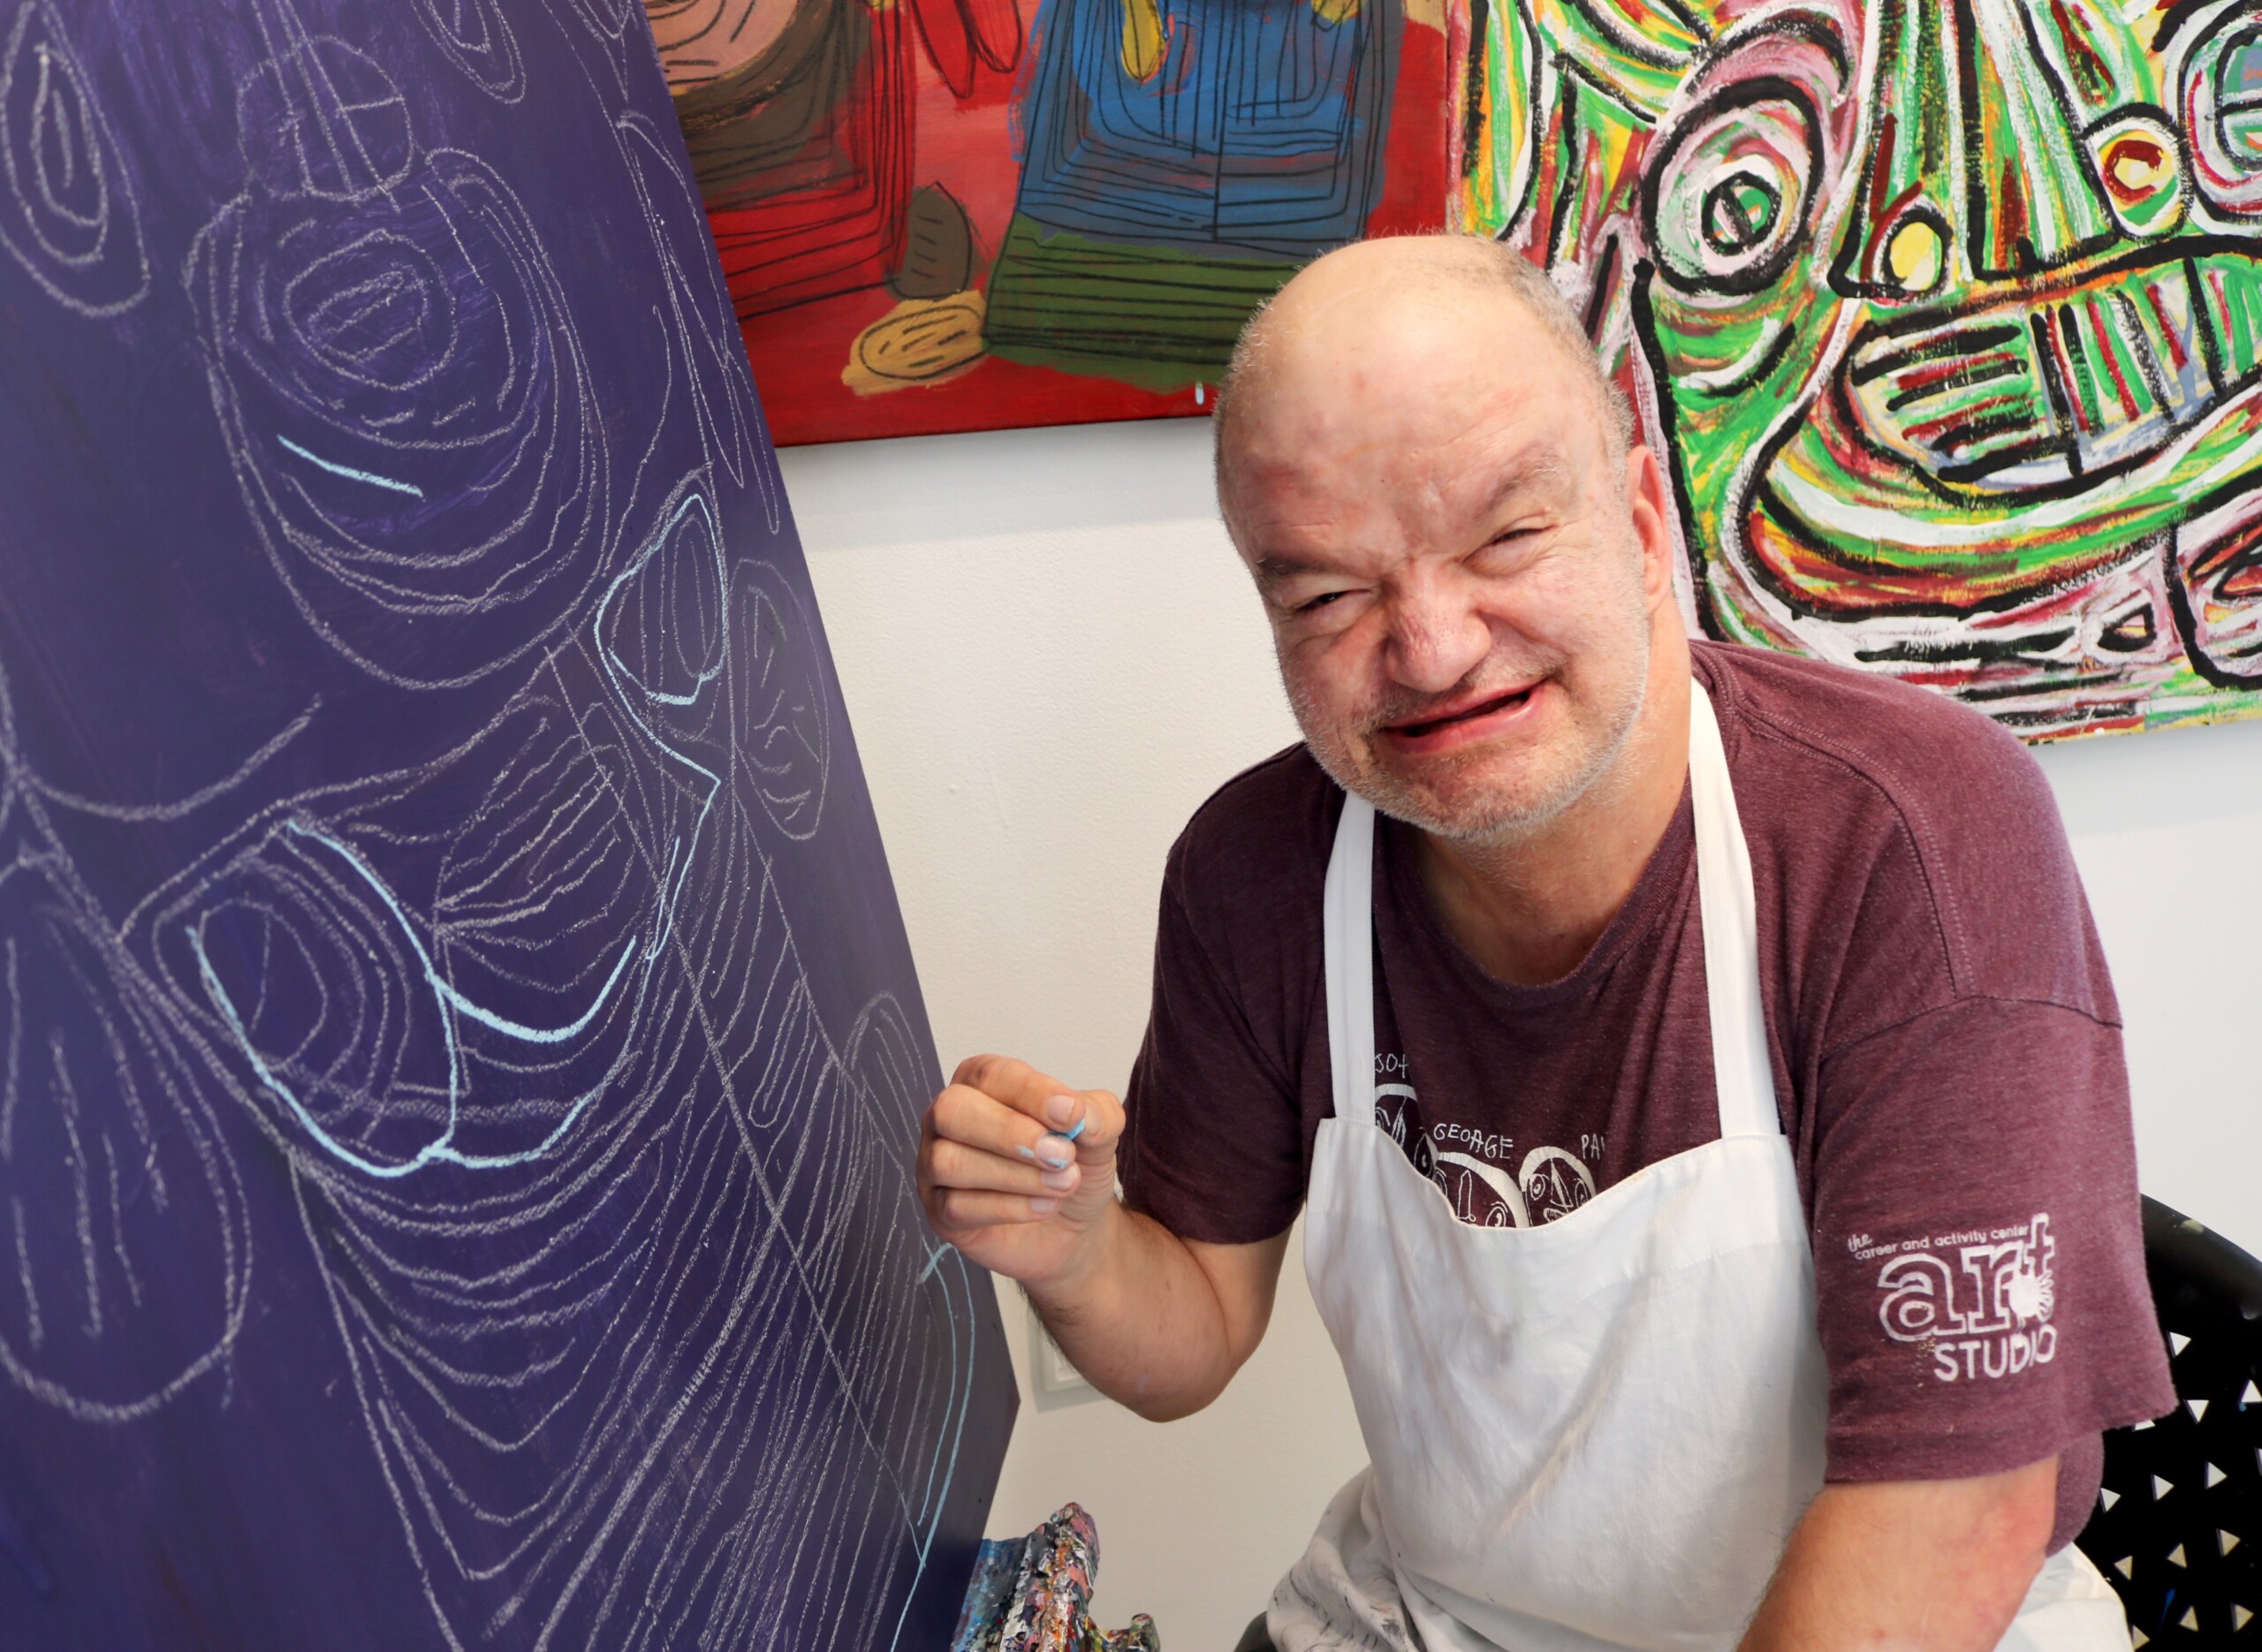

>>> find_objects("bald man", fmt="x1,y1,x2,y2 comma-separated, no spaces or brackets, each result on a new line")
916,237,2172,1652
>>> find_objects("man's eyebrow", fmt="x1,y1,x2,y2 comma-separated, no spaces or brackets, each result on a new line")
1252,552,1338,588
1479,444,1577,517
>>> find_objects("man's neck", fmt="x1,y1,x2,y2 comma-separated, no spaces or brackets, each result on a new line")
1412,633,1694,989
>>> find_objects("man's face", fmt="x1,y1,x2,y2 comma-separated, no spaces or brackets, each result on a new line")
1223,296,1659,840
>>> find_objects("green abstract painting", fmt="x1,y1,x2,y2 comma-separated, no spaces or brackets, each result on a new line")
1456,0,2262,738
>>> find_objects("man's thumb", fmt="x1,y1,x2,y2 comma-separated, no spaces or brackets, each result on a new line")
1041,1088,1121,1162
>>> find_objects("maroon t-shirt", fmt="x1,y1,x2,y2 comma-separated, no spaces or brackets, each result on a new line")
1119,641,2174,1553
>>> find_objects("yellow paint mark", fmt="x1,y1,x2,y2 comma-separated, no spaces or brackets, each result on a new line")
1312,0,1360,23
1886,218,1944,292
2119,0,2161,55
1400,0,1442,27
1120,0,1166,81
843,292,988,395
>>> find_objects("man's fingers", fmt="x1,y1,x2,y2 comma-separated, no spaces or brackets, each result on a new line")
930,1187,1059,1232
926,1138,1076,1200
931,1082,1060,1164
946,1056,1126,1166
951,1053,1078,1121
1040,1087,1125,1165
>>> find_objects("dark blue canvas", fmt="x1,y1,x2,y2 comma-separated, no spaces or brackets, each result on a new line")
0,1,1014,1646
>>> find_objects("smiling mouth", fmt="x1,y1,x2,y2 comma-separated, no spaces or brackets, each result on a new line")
1838,247,2262,494
1386,684,1538,740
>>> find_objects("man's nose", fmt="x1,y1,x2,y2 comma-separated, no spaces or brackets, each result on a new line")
1384,583,1492,696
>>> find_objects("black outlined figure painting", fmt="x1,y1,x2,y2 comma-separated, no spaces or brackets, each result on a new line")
0,0,1013,1646
1457,0,2262,739
648,0,1456,444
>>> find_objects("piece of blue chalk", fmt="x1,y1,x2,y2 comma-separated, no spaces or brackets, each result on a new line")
1061,1115,1087,1143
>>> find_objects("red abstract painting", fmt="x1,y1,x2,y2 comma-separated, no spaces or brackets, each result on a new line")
649,0,1455,444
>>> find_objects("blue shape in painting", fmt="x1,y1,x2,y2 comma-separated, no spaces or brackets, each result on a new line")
1013,0,1395,250
0,1,1013,1647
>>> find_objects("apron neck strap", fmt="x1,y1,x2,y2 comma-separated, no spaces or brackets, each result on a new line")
1689,679,1780,1140
1324,791,1381,1129
1318,675,1780,1144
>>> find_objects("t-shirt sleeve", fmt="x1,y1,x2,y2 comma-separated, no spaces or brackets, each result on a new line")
1809,994,2170,1493
1787,705,2176,1540
1117,847,1310,1247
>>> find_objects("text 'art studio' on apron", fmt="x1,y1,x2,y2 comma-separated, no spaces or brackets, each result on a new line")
1271,680,2129,1652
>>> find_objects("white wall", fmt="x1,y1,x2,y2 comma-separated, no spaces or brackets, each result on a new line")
783,418,2262,1652
2026,707,2262,1252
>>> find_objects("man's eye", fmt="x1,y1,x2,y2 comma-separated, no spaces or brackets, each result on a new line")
1472,530,1540,569
1296,590,1350,614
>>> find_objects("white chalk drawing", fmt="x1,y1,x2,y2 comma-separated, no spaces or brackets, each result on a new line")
0,684,254,1423
0,0,148,316
549,0,656,102
185,2,607,691
611,106,780,530
413,0,527,102
0,1,983,1646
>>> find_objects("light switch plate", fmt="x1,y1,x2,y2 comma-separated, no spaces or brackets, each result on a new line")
1029,1304,1096,1402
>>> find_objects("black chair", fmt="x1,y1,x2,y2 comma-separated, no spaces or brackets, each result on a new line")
2076,1196,2262,1647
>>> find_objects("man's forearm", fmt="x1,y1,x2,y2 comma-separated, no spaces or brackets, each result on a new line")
1027,1204,1286,1421
1739,1458,2059,1652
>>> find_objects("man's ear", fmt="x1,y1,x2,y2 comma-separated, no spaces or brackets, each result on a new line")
1624,443,1678,611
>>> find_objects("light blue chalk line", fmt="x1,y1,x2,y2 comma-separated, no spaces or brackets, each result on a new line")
440,942,635,1045
598,489,728,708
585,495,725,967
194,819,634,1179
293,820,636,1047
277,434,424,498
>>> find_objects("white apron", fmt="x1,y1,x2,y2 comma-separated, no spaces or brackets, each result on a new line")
1271,682,2129,1652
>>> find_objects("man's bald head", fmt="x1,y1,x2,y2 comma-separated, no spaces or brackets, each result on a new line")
1212,235,1633,524
1208,232,1680,848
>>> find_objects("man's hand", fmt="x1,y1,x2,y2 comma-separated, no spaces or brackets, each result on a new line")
1740,1456,2060,1651
916,1053,1289,1420
917,1054,1124,1291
